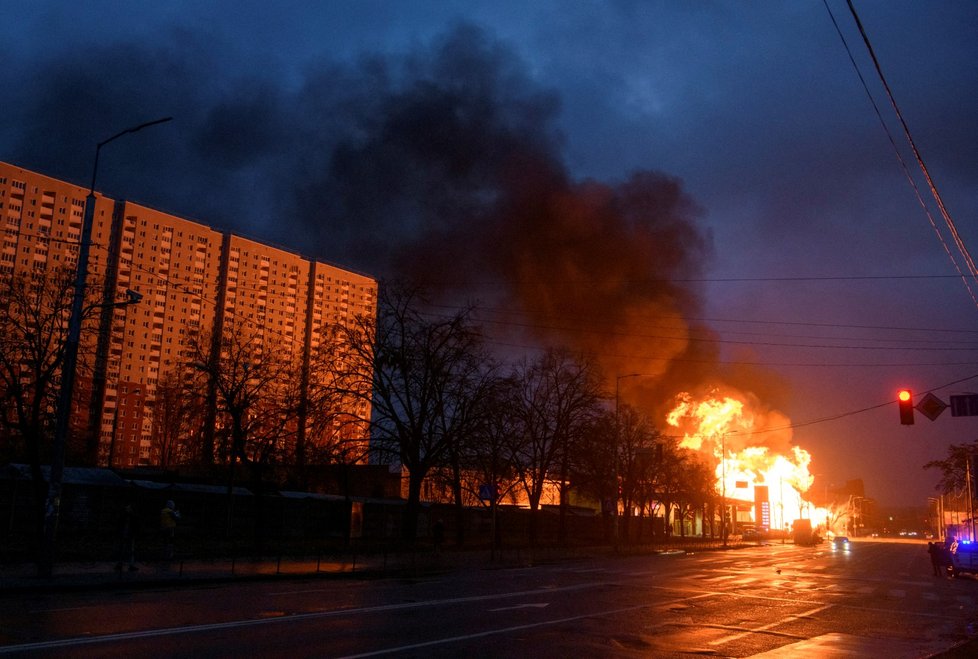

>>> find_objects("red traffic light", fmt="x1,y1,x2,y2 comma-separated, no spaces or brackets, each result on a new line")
898,389,914,425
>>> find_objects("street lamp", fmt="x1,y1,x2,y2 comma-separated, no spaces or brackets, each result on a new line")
40,117,173,577
613,373,642,551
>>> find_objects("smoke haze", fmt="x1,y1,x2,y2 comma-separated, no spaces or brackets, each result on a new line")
2,21,802,439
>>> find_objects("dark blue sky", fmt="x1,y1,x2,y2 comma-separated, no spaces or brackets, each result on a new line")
3,1,977,507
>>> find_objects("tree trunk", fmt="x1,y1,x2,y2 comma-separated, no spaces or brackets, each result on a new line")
451,463,465,547
403,473,424,543
527,489,542,546
557,457,569,546
621,496,632,545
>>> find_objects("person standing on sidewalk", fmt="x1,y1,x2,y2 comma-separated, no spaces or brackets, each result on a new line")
927,542,945,576
160,500,180,560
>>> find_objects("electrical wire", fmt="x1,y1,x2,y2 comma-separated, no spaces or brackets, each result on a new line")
462,308,978,346
480,336,978,369
823,0,978,308
418,306,978,353
671,372,978,440
30,236,978,373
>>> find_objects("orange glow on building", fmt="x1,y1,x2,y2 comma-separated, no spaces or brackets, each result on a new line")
0,162,376,468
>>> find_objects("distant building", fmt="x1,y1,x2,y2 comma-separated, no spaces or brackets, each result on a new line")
0,161,376,468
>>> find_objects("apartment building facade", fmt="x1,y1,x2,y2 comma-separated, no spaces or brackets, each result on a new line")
0,161,376,468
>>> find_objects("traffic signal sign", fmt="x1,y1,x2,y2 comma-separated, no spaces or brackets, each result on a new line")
898,389,914,425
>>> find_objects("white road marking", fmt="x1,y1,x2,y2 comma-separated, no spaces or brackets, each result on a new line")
709,604,834,647
337,603,655,658
729,577,760,587
0,583,602,654
488,603,550,612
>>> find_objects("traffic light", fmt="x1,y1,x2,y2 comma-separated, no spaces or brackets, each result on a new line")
898,389,914,425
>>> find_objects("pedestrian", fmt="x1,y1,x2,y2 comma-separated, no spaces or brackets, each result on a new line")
115,502,140,572
942,536,957,577
927,542,942,576
160,499,180,560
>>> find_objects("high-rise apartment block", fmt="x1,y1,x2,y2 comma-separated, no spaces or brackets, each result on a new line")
0,162,376,468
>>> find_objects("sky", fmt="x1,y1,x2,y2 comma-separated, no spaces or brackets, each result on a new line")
2,1,977,509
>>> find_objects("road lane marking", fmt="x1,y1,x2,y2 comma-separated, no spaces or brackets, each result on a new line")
336,603,656,658
644,582,955,621
0,583,605,654
732,577,758,586
339,592,737,658
709,604,834,647
488,603,549,611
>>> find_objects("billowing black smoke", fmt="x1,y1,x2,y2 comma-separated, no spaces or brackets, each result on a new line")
2,23,718,402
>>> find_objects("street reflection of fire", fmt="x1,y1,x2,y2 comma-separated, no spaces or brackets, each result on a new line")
666,391,829,533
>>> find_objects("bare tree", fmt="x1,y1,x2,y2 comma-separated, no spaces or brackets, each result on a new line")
185,317,294,538
0,268,100,550
463,374,523,552
328,284,486,543
612,404,666,543
653,448,714,539
508,348,604,545
673,456,716,539
187,318,294,466
305,331,373,468
925,440,978,495
148,368,204,469
434,349,501,546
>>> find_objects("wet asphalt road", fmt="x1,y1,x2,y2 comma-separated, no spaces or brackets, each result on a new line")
1,538,976,658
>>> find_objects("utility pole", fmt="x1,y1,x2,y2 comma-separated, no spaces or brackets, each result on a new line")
39,117,172,577
613,373,641,551
967,455,976,543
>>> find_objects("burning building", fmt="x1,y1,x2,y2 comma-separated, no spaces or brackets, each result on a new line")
666,389,831,537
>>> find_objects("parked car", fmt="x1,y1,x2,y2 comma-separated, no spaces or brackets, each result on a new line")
949,540,978,577
740,525,761,541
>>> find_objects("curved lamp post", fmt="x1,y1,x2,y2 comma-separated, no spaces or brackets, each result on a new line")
40,117,173,577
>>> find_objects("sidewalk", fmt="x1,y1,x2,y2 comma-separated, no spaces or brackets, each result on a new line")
0,542,742,595
0,550,465,595
0,542,603,595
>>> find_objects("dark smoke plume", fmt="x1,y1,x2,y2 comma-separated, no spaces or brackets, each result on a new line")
3,22,723,412
287,26,715,402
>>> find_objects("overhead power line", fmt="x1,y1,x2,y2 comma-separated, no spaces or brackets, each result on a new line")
824,0,978,308
415,273,974,288
680,372,978,439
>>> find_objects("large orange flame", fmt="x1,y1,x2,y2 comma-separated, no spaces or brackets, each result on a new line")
666,390,830,534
